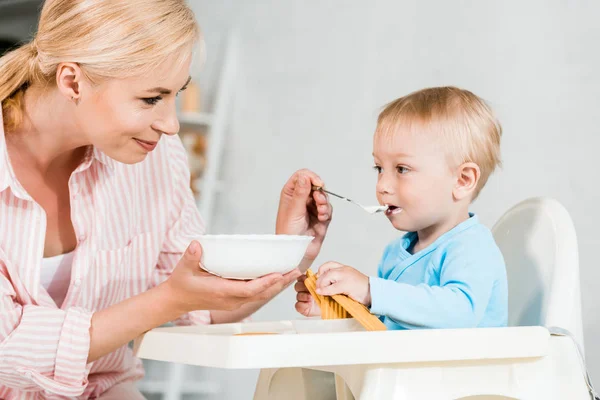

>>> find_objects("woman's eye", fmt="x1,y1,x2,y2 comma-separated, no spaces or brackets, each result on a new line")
373,166,382,174
176,86,189,97
142,96,162,106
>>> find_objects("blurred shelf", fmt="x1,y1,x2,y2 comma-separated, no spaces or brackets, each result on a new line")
137,380,220,395
179,111,213,127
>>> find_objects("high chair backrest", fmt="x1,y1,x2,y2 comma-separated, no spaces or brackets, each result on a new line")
491,197,584,351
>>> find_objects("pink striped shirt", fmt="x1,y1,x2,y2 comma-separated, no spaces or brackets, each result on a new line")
0,111,209,399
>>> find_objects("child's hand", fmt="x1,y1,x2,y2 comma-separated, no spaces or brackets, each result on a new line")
294,274,321,317
316,262,371,307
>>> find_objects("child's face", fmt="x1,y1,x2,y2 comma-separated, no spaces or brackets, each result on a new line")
373,125,457,233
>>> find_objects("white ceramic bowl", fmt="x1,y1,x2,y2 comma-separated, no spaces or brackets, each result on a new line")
188,234,314,280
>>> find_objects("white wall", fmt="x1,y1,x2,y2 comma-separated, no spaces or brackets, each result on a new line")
191,1,600,398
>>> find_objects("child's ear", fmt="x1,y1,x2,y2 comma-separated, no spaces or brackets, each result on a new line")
453,162,480,201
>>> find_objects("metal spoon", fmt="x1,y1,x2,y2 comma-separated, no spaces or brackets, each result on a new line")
312,186,388,214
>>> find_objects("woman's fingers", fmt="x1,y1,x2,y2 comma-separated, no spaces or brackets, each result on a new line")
296,291,312,302
294,278,308,293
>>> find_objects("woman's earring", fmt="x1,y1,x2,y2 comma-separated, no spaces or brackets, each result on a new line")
72,96,79,106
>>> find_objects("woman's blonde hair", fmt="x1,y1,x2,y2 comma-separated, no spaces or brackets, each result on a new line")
0,0,201,131
376,86,502,199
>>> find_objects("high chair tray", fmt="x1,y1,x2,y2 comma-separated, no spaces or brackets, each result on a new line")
133,319,549,369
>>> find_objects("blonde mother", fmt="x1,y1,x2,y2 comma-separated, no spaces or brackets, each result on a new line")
0,1,332,398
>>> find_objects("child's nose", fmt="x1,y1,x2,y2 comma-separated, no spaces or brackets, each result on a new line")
376,174,395,195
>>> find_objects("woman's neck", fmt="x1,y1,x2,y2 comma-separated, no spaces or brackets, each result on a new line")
6,87,89,174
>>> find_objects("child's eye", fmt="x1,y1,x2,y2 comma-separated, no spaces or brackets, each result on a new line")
373,166,382,174
142,96,162,106
396,166,410,174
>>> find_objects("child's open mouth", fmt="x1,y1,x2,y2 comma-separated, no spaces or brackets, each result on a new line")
385,204,403,215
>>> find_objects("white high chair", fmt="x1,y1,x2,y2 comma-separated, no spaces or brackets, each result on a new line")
493,197,585,346
134,198,595,400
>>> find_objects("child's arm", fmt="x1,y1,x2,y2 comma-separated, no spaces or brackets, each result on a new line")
369,243,504,329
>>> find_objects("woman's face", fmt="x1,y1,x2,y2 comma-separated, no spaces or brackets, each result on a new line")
75,54,192,164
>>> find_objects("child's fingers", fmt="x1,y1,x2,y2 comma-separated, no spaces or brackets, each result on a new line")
316,268,345,292
317,261,344,277
316,280,345,297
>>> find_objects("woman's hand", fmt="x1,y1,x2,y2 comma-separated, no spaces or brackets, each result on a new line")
162,241,302,315
294,274,321,317
89,241,301,363
276,169,332,270
316,262,371,307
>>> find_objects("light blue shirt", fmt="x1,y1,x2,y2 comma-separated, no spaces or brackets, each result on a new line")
369,214,508,330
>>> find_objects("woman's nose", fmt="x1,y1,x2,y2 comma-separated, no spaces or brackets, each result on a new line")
154,103,180,136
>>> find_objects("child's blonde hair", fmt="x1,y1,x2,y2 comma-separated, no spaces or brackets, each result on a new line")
376,86,502,199
0,0,201,131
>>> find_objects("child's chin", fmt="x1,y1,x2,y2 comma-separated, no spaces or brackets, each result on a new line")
390,219,409,232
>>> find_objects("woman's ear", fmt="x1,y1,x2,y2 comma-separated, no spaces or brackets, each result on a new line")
453,162,480,201
56,62,84,104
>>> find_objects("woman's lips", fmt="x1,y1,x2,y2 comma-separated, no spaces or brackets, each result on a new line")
134,138,158,152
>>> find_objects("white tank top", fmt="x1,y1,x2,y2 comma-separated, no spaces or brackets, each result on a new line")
41,251,75,307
